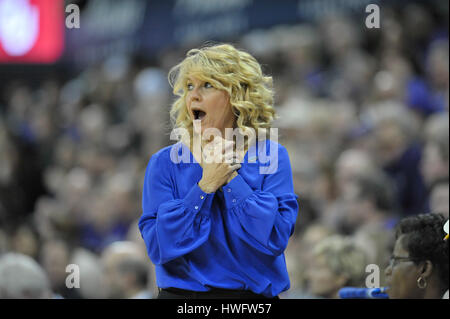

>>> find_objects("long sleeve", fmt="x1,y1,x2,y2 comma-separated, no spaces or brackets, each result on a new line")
138,151,214,265
222,143,298,256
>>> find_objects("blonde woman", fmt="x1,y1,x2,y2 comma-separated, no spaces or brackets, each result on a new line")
306,235,368,299
138,43,298,299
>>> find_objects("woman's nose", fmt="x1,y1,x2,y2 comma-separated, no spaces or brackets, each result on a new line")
189,87,202,102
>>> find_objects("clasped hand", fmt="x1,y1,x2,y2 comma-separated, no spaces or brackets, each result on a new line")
197,136,242,193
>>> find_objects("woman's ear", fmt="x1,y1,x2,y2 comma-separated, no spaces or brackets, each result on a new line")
419,260,434,279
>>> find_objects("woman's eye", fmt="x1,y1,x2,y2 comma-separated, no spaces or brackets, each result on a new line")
187,83,194,91
204,82,212,88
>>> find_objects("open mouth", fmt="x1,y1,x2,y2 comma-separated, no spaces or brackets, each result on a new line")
193,110,206,121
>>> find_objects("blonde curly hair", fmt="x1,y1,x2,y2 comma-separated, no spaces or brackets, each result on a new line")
168,43,276,139
313,235,368,287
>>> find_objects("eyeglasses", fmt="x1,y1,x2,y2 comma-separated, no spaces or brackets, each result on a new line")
388,255,416,268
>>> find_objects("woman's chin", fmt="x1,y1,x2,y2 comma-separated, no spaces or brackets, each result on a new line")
386,289,397,299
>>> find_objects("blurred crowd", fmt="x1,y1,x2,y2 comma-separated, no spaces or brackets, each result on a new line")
0,2,448,299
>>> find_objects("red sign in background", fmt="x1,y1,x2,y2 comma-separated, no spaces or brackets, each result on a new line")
0,0,64,63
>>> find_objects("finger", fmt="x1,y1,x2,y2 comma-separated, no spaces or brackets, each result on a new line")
203,137,224,154
193,119,202,136
223,140,235,153
203,152,221,164
201,137,214,149
223,150,239,163
209,140,233,157
202,141,215,152
202,142,217,158
223,155,234,164
211,137,229,152
207,135,225,144
203,148,223,163
229,163,241,171
223,150,238,163
203,141,223,158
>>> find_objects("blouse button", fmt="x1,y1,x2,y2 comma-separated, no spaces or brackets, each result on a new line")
232,199,236,203
227,188,232,193
200,196,204,200
195,206,199,210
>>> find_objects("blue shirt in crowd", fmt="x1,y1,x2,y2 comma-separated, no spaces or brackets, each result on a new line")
139,139,299,297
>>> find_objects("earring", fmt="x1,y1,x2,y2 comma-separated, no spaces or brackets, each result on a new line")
417,276,427,289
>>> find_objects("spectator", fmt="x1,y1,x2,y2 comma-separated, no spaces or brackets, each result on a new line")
40,239,82,299
428,177,449,219
406,39,449,118
340,172,398,234
0,228,7,254
305,235,369,299
9,223,40,260
421,113,449,187
126,218,158,297
338,172,398,283
281,223,335,298
366,102,427,216
101,241,152,299
70,248,106,299
385,213,448,299
335,149,377,198
0,253,52,298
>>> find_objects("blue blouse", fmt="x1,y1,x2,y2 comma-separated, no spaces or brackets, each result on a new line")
138,139,299,297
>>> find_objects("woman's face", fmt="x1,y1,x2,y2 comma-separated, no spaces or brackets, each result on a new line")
185,76,236,138
307,254,346,298
384,235,422,299
421,142,448,185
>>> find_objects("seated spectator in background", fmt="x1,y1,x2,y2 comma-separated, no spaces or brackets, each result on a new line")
40,239,82,299
101,241,153,299
0,253,52,298
281,223,335,298
340,171,399,234
70,248,106,299
305,235,368,299
385,213,448,299
79,194,131,254
339,172,398,284
321,148,379,232
428,178,449,219
324,149,395,233
406,39,449,118
369,102,427,217
9,223,40,260
335,148,377,198
125,218,158,297
421,113,449,187
0,228,8,255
